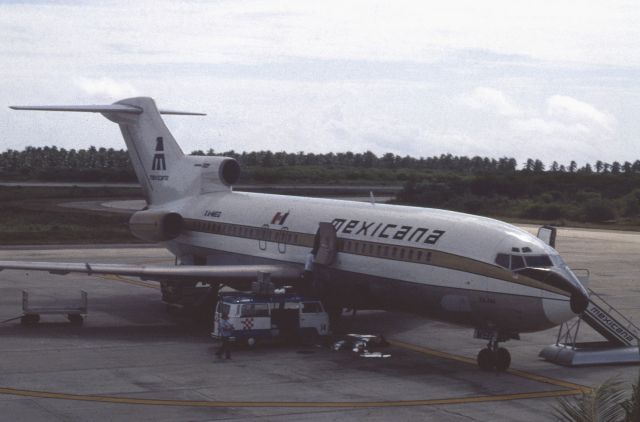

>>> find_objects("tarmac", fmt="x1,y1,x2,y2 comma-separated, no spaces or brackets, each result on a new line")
0,226,639,421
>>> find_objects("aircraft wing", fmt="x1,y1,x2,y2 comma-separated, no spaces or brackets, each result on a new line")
0,261,303,284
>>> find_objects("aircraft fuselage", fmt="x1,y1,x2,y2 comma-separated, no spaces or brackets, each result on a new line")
163,190,585,335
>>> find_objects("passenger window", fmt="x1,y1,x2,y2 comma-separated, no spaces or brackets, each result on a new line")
426,252,432,262
392,247,397,258
416,251,422,261
302,302,322,313
383,247,388,257
408,250,413,260
511,255,525,270
400,249,405,259
495,253,510,268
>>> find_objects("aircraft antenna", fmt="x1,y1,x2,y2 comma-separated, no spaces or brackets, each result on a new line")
369,191,376,205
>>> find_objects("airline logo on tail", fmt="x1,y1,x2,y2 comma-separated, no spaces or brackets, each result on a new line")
152,137,166,171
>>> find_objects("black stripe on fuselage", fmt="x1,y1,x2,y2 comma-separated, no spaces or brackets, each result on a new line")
181,218,568,297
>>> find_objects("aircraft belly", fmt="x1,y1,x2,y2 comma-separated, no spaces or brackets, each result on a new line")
315,266,553,333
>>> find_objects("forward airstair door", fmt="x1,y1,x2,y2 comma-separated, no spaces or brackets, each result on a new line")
314,222,338,266
537,225,557,247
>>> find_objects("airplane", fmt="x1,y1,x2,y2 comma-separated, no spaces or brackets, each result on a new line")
1,97,590,371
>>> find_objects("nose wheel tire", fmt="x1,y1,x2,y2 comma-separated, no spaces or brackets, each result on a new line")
477,348,494,370
477,347,511,371
494,347,511,371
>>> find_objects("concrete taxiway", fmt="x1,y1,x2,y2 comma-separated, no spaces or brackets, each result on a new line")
0,226,639,421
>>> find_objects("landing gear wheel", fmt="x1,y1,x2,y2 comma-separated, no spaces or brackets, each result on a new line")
494,347,511,371
477,348,494,371
68,314,83,326
246,337,256,348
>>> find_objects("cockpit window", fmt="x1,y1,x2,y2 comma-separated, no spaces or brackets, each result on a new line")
495,253,510,268
511,255,525,270
524,255,553,268
495,253,553,270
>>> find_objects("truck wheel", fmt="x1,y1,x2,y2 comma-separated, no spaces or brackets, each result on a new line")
302,330,319,346
68,314,83,326
21,314,39,325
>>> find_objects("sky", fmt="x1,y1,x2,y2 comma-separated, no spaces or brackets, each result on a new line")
1,0,639,167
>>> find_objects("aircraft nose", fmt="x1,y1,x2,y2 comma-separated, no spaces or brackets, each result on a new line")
569,287,589,314
516,267,590,315
539,271,589,326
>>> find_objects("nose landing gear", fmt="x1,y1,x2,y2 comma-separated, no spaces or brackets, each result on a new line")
474,329,518,371
477,341,511,371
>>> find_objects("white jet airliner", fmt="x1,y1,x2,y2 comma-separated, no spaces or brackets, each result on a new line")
2,97,589,371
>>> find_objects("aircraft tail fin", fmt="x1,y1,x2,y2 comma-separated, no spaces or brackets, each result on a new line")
10,97,206,205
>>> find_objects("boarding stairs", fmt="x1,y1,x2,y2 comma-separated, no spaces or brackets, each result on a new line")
540,277,640,366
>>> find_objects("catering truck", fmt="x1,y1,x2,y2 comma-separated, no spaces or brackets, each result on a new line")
211,292,330,346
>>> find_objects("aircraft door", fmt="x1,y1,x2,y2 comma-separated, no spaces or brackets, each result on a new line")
277,227,288,254
314,222,338,266
258,224,269,250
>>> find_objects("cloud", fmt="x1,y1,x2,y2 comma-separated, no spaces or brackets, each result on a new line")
0,1,637,167
75,77,138,102
461,87,522,116
546,95,615,132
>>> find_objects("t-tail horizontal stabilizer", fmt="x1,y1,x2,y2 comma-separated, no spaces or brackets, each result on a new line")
9,104,206,116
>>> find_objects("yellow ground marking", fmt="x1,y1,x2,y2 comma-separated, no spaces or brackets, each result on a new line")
0,387,584,409
94,274,160,290
0,340,590,409
390,340,591,393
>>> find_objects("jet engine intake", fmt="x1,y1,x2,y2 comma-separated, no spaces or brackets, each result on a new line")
129,210,183,242
218,158,241,186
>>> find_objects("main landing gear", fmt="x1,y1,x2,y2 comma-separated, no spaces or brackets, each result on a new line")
475,330,517,371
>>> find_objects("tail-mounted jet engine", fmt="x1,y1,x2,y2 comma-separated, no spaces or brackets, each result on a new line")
217,158,241,186
129,210,183,242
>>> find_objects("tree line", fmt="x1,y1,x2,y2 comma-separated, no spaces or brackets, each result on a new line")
396,172,640,224
3,145,640,224
3,145,640,182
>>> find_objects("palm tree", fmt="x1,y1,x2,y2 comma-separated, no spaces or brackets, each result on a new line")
555,373,640,422
622,371,640,422
554,377,625,421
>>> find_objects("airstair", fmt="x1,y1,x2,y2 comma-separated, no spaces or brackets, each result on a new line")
540,286,640,366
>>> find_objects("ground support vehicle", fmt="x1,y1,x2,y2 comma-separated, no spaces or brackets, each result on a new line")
211,292,330,346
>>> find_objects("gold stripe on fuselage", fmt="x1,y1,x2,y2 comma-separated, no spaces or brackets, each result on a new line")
182,218,568,297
